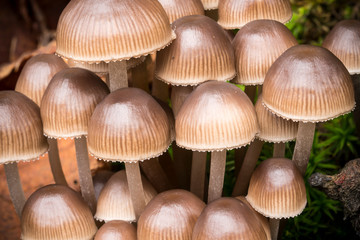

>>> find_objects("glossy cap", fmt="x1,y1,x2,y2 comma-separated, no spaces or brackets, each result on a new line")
201,0,218,10
232,20,298,85
0,91,48,164
94,220,137,240
175,81,259,151
41,68,110,138
262,45,355,122
192,197,267,240
138,189,205,240
95,170,157,223
21,184,97,240
158,0,204,23
15,54,68,106
88,88,172,162
322,20,360,74
156,15,235,86
246,158,307,218
218,0,292,29
56,0,175,63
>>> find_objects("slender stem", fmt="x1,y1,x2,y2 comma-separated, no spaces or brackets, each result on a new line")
140,157,173,192
190,151,207,200
352,74,360,138
125,162,146,220
158,151,178,187
152,78,169,102
245,85,257,103
74,136,96,214
208,150,227,203
234,147,247,177
4,163,26,217
269,218,280,240
172,144,192,189
232,139,264,196
108,61,128,92
292,122,316,176
132,59,150,93
47,138,67,186
273,142,286,158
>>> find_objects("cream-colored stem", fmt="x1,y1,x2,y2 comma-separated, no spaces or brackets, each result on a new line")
47,138,67,186
269,218,280,240
108,61,128,92
140,158,172,192
232,139,264,196
234,147,247,177
125,162,146,219
172,144,192,189
190,151,207,200
74,136,96,214
273,142,286,158
4,163,26,217
292,122,316,176
208,150,226,203
245,85,257,103
152,78,169,102
352,74,360,137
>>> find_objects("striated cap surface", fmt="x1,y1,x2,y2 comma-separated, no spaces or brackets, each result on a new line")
201,0,218,10
158,0,204,23
94,220,137,240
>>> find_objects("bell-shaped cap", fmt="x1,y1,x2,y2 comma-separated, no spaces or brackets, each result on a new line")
94,220,137,240
158,0,204,23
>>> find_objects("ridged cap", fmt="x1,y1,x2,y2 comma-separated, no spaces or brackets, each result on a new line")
21,184,97,240
192,197,267,240
156,15,235,86
262,45,355,122
94,220,137,240
232,20,298,85
256,95,298,143
171,86,193,117
41,68,110,138
218,0,292,29
322,20,360,74
246,158,307,219
88,88,172,162
0,91,48,164
138,189,205,240
175,81,259,151
201,0,218,10
95,170,157,223
56,0,175,63
158,0,204,23
15,54,68,106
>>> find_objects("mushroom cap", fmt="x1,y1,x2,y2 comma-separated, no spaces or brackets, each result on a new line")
201,0,218,10
322,20,360,74
246,158,307,219
21,184,97,240
95,170,157,223
0,91,48,164
94,220,137,240
192,197,267,240
232,20,298,85
156,15,235,86
158,0,204,23
218,0,292,29
262,45,355,122
15,54,68,106
56,0,175,63
175,81,259,151
40,68,110,139
137,189,205,240
88,87,172,162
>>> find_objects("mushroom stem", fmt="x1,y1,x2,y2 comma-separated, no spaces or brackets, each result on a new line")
352,74,360,138
132,59,150,93
208,150,227,203
108,61,128,92
269,218,280,240
47,138,68,186
4,162,26,217
172,144,192,189
232,139,264,196
190,151,207,200
152,78,169,102
292,122,316,176
140,157,173,192
234,147,247,177
125,162,146,219
74,136,96,214
273,142,286,158
245,85,257,103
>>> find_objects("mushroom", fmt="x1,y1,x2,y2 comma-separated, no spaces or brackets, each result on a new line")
94,220,137,240
157,0,204,24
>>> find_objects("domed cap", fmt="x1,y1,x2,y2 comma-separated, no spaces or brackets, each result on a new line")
322,20,360,74
156,15,235,86
256,95,298,143
232,20,297,85
0,91,48,164
94,220,137,240
262,45,355,122
15,54,68,106
192,197,267,240
41,68,110,138
21,184,97,240
56,0,175,63
158,0,204,23
95,170,157,223
175,81,259,151
218,0,292,29
201,0,218,10
246,158,307,218
138,189,205,240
